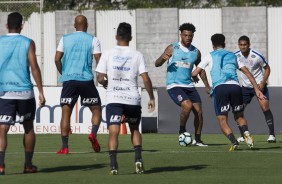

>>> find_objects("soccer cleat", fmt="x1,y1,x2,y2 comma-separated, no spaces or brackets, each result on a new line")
56,148,69,154
23,165,37,174
109,169,118,175
88,133,101,152
192,140,208,147
237,137,245,143
267,135,276,143
135,161,144,174
244,131,254,148
229,144,239,152
0,164,5,175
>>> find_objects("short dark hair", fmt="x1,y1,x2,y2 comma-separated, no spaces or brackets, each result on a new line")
238,35,250,44
117,22,132,42
179,23,196,33
7,12,23,29
211,34,225,47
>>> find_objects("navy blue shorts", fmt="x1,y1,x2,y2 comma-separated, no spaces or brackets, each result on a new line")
0,98,36,125
242,85,269,104
167,87,201,106
60,80,101,108
213,84,244,116
106,103,141,127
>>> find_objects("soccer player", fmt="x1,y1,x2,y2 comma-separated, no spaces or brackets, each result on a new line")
192,34,266,151
0,12,46,175
155,23,210,146
235,35,276,143
55,15,102,154
96,22,155,175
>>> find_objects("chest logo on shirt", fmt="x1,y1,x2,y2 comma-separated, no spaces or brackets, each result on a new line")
251,54,256,58
113,56,132,63
113,66,130,71
181,57,189,60
175,61,192,68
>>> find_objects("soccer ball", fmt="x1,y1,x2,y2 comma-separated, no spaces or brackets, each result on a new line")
178,132,192,146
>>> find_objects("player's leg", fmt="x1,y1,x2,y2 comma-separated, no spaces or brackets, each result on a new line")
191,104,207,146
125,105,144,174
0,98,17,175
106,103,123,175
257,87,275,142
231,85,253,148
57,81,78,154
237,86,253,142
0,124,10,175
18,98,37,173
80,80,102,152
88,105,102,152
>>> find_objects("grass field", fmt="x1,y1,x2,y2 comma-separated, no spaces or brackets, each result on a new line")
1,134,282,184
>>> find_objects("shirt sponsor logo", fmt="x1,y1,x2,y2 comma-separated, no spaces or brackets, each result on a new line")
113,87,130,91
82,98,99,104
113,95,139,101
61,98,72,104
220,104,230,112
113,66,130,71
0,82,20,86
175,61,192,68
113,56,132,63
113,77,130,82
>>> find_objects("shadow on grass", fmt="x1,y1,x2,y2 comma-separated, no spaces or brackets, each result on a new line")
205,143,228,146
39,164,106,173
145,164,208,174
248,146,282,151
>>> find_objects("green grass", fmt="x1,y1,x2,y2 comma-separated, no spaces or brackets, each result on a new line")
1,134,282,184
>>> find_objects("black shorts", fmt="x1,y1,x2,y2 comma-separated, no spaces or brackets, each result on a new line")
242,85,269,104
213,84,244,116
60,80,101,108
0,98,36,125
106,103,141,127
167,87,201,106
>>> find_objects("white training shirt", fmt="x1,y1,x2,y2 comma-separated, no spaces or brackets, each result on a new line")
96,46,147,105
235,49,268,88
57,31,101,54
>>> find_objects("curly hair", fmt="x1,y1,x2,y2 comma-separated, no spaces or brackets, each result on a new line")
179,23,196,33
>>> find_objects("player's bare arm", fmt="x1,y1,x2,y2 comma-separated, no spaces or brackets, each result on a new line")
140,72,155,112
155,45,173,67
55,51,64,75
28,40,45,106
259,64,270,91
93,53,101,65
195,50,211,94
240,66,267,101
97,72,108,89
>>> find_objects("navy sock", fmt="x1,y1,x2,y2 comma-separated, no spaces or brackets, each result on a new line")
179,126,186,134
227,133,238,145
195,134,201,142
0,151,5,166
240,125,249,133
238,125,244,137
25,151,33,167
109,150,118,169
134,145,142,162
263,110,275,136
91,125,99,137
62,136,69,149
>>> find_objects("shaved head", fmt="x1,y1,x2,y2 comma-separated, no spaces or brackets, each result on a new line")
74,15,88,31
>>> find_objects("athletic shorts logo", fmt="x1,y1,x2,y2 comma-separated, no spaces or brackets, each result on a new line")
82,98,99,104
177,95,183,102
16,113,32,123
234,105,243,111
110,115,122,123
220,104,230,112
61,98,72,104
0,115,13,122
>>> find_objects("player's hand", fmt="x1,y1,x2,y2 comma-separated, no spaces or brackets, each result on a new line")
205,86,211,96
192,76,199,83
258,81,265,91
39,93,46,106
256,90,267,101
102,79,108,89
148,99,155,113
162,48,172,61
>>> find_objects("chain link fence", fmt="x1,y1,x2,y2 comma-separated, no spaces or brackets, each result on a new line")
0,0,42,19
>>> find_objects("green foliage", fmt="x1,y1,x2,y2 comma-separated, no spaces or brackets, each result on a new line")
0,1,40,19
